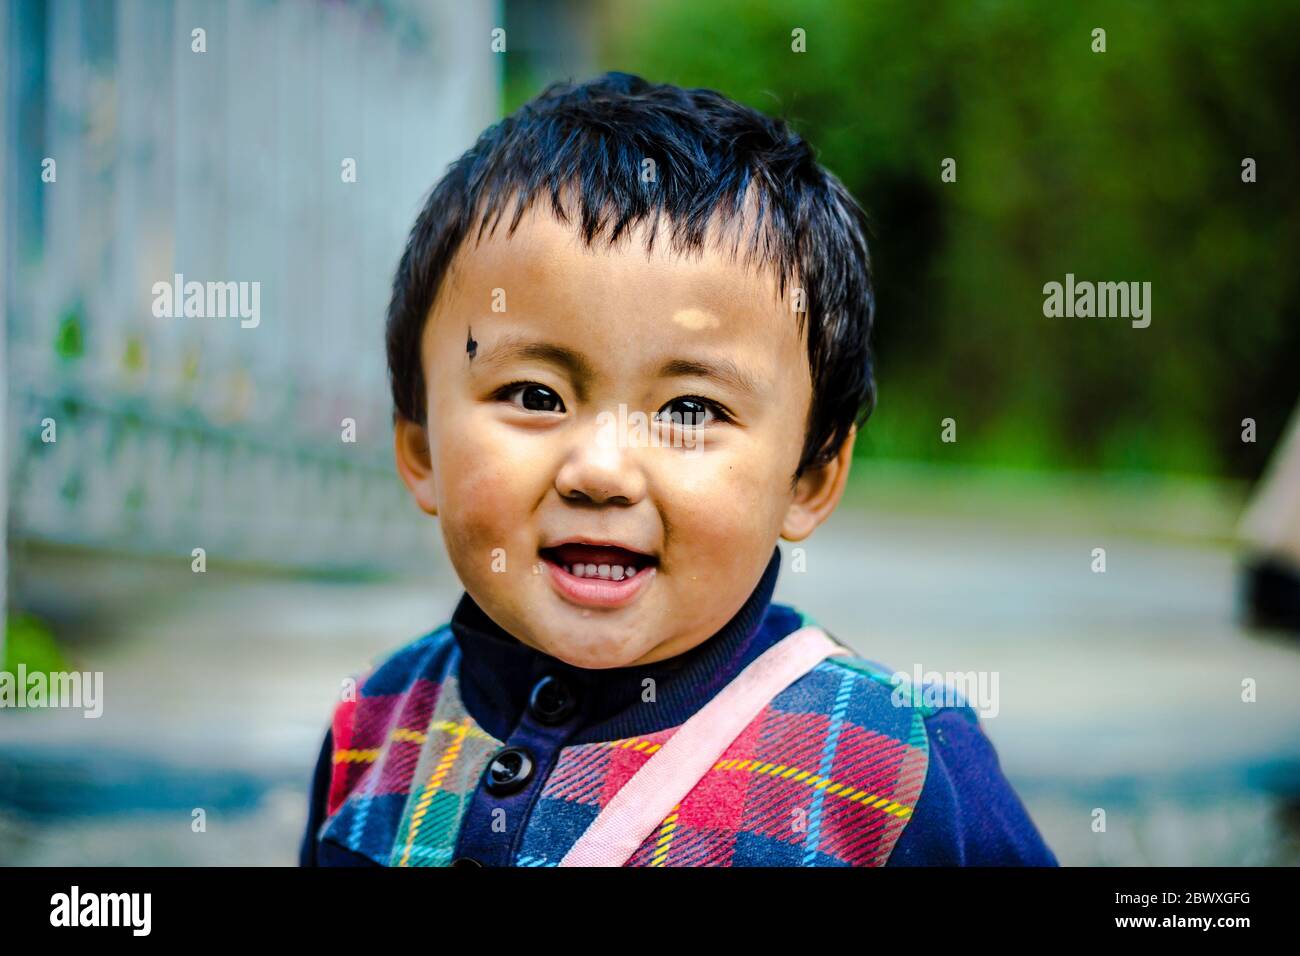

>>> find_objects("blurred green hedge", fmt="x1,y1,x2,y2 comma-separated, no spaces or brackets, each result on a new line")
530,0,1300,479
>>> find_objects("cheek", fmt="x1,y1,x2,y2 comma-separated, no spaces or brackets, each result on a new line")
660,443,791,553
432,413,549,565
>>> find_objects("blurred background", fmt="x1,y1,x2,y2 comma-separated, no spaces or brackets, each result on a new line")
3,0,1299,866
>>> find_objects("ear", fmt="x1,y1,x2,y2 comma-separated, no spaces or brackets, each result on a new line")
781,425,856,542
394,416,439,517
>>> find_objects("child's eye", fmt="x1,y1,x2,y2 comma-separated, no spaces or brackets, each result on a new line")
654,396,732,427
499,382,566,413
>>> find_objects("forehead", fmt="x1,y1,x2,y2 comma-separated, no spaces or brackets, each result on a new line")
428,202,808,377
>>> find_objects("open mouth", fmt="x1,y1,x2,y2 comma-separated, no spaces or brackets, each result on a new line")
539,542,657,580
538,542,659,608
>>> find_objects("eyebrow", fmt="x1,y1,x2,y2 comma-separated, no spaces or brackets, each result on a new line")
478,335,596,384
657,357,762,398
478,334,761,398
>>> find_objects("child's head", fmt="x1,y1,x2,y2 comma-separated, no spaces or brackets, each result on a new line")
389,72,874,669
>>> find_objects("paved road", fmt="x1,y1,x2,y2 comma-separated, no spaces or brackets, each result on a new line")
3,496,1298,866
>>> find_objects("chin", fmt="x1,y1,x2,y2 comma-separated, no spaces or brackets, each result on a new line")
536,629,647,670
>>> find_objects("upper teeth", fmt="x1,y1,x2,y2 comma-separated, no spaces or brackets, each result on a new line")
567,563,638,580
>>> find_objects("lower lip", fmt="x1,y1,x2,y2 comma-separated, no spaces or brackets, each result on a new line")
541,556,657,609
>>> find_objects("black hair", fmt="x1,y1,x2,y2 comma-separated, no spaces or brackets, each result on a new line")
385,71,875,477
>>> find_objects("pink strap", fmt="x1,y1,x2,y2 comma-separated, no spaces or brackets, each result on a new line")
558,625,849,867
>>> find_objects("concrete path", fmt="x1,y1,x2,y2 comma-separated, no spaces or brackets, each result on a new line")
3,481,1298,865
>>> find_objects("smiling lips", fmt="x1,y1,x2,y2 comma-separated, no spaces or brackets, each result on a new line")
539,542,658,608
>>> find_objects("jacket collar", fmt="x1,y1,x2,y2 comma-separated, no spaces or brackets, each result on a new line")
450,545,792,743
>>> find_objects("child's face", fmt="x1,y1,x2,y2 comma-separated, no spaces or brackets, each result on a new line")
395,204,853,669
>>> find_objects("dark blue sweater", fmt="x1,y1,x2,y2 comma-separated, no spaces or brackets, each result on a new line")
300,548,1059,866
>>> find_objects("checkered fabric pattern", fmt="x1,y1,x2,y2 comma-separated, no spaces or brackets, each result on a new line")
317,621,938,867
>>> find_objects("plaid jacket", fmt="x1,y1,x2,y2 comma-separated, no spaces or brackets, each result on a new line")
300,548,1058,867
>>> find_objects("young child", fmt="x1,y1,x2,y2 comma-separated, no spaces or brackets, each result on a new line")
299,72,1058,867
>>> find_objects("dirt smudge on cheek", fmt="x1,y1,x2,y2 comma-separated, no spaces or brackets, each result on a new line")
444,463,522,561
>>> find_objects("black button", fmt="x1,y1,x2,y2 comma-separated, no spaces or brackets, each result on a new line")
529,675,576,725
484,746,534,795
451,856,483,867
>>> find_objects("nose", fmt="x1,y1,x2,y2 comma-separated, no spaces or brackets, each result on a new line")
554,415,647,506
